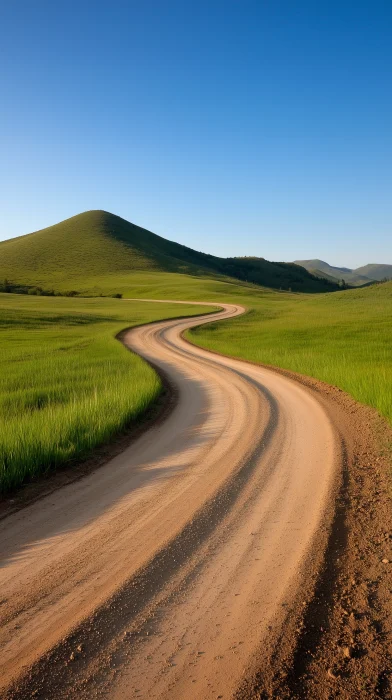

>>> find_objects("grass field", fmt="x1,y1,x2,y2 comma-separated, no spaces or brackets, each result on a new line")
2,265,391,495
0,294,209,493
188,282,392,425
89,273,392,428
53,269,392,428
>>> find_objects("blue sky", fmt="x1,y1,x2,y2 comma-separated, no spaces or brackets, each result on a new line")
1,1,391,267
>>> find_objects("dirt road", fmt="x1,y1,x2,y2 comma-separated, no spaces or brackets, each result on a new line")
0,302,339,699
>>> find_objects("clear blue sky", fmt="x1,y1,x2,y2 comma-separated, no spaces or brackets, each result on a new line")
1,1,391,267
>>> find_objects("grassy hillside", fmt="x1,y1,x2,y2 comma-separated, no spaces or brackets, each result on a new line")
188,281,392,425
296,259,392,286
355,263,392,281
0,210,338,293
295,259,372,286
0,294,209,493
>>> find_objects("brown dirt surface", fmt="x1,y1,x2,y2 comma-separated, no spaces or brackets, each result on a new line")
230,366,392,699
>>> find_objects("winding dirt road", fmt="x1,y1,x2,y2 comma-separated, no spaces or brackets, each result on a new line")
0,302,339,699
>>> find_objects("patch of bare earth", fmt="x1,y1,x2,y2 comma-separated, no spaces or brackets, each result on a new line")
236,367,392,699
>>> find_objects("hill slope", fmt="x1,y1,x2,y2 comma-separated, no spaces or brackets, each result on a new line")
355,263,392,281
295,259,373,287
0,211,338,293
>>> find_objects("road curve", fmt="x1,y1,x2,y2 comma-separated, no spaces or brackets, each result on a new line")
0,302,338,699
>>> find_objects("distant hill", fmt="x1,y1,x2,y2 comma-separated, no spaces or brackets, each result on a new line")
0,211,338,293
294,259,391,287
355,264,392,281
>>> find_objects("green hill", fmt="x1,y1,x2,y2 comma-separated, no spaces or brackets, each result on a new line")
355,263,392,281
295,259,392,287
294,259,372,287
0,210,338,294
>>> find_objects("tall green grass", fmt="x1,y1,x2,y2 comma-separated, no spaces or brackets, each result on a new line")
0,294,208,493
188,282,392,425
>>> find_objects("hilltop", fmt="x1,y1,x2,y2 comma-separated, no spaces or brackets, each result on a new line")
295,259,392,286
0,211,338,294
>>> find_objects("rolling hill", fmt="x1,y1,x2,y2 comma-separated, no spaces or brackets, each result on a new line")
0,210,338,294
294,259,391,286
355,263,392,281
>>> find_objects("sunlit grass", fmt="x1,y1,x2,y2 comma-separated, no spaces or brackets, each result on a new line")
0,294,209,493
188,282,392,425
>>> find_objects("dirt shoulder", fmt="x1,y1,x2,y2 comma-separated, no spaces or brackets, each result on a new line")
182,330,392,698
235,364,392,699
